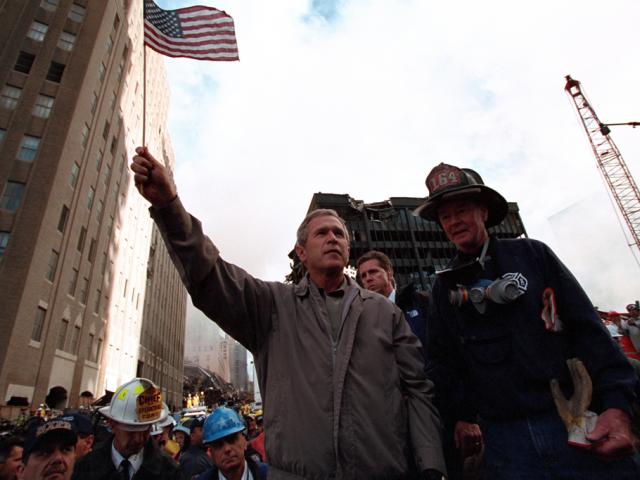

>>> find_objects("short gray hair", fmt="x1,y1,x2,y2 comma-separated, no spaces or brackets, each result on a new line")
296,209,350,246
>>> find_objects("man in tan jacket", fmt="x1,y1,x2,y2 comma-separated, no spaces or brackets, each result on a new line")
131,147,446,480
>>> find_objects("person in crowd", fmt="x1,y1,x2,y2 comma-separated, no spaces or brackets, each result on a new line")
625,303,640,352
151,413,180,459
0,436,23,480
172,424,191,463
17,417,76,480
357,249,482,479
242,416,258,441
179,417,212,479
72,377,180,480
131,146,446,479
60,413,94,459
248,416,265,463
417,162,639,479
196,407,266,480
78,391,95,410
356,250,430,362
44,387,68,413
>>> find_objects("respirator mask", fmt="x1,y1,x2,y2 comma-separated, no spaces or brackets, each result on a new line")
438,240,524,313
449,277,524,313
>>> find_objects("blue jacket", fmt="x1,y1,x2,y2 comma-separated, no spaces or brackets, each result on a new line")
426,236,637,422
396,284,429,368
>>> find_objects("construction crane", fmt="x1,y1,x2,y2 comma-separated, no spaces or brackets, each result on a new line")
564,75,640,254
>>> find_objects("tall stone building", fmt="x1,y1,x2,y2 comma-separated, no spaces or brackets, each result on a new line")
184,313,230,383
0,0,186,410
228,338,248,393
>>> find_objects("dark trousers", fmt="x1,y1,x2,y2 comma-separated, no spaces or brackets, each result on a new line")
482,411,639,480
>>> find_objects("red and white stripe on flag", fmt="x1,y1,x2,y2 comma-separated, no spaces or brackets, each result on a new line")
144,0,239,61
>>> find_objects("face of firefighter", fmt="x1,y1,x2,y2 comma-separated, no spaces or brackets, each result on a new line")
207,433,247,477
18,441,75,480
438,200,489,255
110,422,150,459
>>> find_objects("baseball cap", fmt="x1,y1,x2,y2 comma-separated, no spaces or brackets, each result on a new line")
23,418,77,459
59,413,93,436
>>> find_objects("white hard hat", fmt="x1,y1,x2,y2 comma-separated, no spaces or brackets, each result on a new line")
100,378,167,431
151,404,175,436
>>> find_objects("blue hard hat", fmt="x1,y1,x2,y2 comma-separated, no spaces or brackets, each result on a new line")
203,407,246,444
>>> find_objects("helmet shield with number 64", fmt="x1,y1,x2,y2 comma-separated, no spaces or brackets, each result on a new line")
414,163,508,227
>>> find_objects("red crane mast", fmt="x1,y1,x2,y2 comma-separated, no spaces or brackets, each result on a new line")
564,75,640,251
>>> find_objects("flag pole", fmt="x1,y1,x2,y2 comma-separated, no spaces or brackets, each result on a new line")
143,39,147,147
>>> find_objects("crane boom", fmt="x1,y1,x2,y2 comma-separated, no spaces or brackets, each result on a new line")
565,75,640,251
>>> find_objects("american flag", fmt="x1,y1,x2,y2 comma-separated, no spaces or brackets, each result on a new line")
144,0,239,61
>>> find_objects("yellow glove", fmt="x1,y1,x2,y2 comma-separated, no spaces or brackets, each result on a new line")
550,358,598,448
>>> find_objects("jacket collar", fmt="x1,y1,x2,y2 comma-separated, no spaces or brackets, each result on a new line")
85,440,166,478
295,274,377,300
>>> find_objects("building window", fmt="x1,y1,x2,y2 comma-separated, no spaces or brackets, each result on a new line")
57,205,69,232
32,307,46,342
77,226,86,252
80,123,89,149
17,135,40,162
57,318,69,350
0,85,22,110
70,325,81,354
68,3,86,22
103,163,111,186
95,149,103,171
96,199,104,222
113,14,120,32
79,277,89,304
102,121,110,140
110,136,117,155
0,182,26,212
33,94,54,118
88,238,96,262
87,333,94,359
96,338,103,362
0,231,10,258
69,162,80,188
14,51,35,74
45,249,59,281
94,289,101,314
68,267,78,296
58,31,76,51
40,0,58,11
101,252,107,275
47,61,65,82
106,35,114,55
90,92,98,114
108,92,116,112
27,21,48,42
87,186,95,209
115,59,124,83
98,62,106,83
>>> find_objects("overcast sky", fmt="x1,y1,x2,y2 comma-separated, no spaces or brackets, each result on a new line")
155,0,640,319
